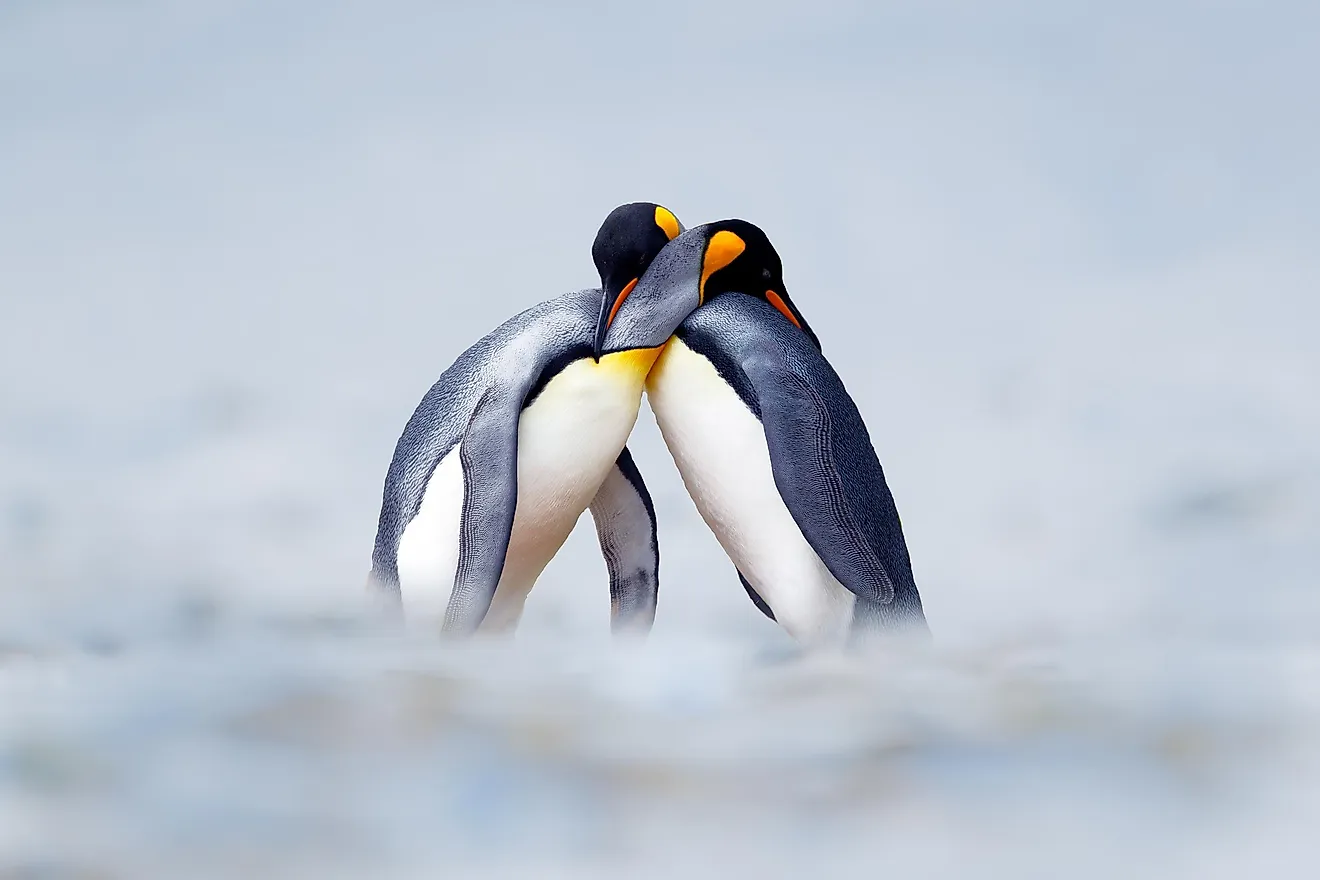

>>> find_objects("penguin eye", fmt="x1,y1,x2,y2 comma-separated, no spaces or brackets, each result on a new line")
761,268,773,281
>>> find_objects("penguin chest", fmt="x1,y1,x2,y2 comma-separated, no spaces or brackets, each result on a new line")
647,338,855,644
396,351,653,631
503,355,648,565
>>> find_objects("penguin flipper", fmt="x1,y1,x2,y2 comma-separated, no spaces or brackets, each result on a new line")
738,570,777,621
442,385,522,635
741,344,918,616
588,446,660,635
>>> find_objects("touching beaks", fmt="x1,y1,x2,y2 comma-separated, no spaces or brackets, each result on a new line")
594,224,753,357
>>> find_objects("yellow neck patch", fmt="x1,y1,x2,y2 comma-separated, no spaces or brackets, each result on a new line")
699,231,746,303
599,345,664,378
654,206,681,241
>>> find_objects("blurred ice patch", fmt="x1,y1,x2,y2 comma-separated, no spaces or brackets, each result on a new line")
2,579,1320,878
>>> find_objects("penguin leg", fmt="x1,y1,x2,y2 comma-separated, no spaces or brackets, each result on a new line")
589,446,660,635
442,387,521,635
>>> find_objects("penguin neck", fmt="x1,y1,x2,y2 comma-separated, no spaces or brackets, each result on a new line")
599,345,664,377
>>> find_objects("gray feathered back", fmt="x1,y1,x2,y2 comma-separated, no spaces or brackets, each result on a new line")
370,288,601,588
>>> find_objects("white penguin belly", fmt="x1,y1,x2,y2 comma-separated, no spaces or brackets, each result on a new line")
396,443,464,623
483,354,650,628
397,352,653,632
647,338,856,645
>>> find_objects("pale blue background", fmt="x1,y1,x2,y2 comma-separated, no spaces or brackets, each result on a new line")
2,2,1318,875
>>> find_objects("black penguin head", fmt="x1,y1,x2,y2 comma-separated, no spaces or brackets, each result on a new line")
696,219,820,349
591,202,684,357
595,218,821,357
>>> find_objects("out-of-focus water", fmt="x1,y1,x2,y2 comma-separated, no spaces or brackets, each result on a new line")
3,0,1319,876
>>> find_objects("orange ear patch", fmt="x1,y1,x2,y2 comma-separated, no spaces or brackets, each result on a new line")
765,289,802,328
699,231,746,303
606,277,639,327
654,206,681,240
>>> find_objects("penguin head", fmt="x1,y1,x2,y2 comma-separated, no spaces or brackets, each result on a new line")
594,218,821,357
591,202,684,357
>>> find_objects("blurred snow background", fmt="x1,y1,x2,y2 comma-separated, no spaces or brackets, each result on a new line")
2,0,1318,876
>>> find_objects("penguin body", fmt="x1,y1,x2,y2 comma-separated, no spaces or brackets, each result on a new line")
372,289,661,633
647,294,926,643
370,202,682,635
593,218,925,645
647,328,855,643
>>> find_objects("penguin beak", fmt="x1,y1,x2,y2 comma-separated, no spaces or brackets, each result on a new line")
593,290,612,361
593,278,637,360
594,226,728,361
766,284,823,351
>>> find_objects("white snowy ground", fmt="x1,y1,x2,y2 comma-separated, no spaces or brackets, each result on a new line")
2,1,1319,877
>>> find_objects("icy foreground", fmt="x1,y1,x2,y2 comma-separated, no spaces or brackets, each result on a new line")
3,585,1319,879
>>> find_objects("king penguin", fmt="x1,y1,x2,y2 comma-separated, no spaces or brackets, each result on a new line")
369,202,685,636
594,220,927,647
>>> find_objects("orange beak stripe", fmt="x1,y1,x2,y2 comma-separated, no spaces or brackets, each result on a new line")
606,277,639,328
765,289,802,329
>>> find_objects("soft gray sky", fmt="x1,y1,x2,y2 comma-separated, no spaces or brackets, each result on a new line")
2,0,1317,643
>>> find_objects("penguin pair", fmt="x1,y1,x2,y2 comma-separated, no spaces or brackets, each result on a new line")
370,203,927,645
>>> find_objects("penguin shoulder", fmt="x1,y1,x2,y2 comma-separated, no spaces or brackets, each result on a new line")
673,293,817,416
502,289,603,407
440,288,596,402
389,290,601,474
681,294,810,361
